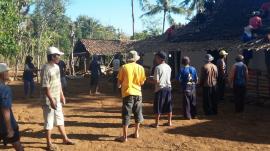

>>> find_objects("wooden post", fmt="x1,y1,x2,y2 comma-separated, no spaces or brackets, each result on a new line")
70,24,75,76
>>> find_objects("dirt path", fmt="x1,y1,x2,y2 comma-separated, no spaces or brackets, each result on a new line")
1,78,270,151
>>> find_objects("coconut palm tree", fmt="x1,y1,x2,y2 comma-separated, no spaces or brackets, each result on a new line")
141,0,185,33
180,0,213,15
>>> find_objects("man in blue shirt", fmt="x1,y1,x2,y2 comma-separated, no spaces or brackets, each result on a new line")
0,63,24,151
229,55,248,113
176,57,198,120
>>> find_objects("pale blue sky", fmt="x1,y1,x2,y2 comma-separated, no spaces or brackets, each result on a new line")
66,0,188,35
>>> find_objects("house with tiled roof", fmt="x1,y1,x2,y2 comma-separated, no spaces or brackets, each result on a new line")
133,0,270,100
73,39,134,72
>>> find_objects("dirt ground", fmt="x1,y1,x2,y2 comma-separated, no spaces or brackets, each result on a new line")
1,77,270,151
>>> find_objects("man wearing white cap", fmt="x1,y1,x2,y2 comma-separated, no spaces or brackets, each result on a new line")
41,47,74,150
216,50,229,101
0,63,24,151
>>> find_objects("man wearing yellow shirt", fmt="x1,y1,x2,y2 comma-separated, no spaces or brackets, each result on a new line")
117,50,146,142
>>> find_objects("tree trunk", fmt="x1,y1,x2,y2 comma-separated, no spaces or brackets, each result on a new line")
70,26,75,76
162,10,167,33
132,0,135,37
14,55,19,80
37,31,43,83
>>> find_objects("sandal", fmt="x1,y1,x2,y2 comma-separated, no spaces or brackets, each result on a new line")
115,136,127,142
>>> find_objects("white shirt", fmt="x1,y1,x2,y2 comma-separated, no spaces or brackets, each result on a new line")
154,63,172,92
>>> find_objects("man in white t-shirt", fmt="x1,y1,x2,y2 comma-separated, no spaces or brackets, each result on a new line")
151,51,172,128
41,47,74,151
112,54,121,92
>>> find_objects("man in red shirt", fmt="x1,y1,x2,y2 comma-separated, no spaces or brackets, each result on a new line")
249,12,262,30
165,25,176,41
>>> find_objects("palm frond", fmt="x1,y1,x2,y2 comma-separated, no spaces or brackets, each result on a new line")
179,0,191,6
139,0,151,11
170,6,186,14
141,5,163,17
166,14,175,25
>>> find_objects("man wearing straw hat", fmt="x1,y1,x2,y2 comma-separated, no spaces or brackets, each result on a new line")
216,50,229,101
200,54,219,115
229,55,248,113
0,63,24,151
41,47,74,150
117,50,146,142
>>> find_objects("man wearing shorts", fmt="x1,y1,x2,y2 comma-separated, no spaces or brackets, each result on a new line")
0,63,24,151
41,47,74,151
117,50,146,142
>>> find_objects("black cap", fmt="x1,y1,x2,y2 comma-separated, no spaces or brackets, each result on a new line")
155,51,167,60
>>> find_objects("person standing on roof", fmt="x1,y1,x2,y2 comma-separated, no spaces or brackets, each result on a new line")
165,25,176,41
249,11,263,35
260,2,270,19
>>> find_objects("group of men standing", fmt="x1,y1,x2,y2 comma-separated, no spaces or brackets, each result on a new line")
115,49,249,142
0,47,249,150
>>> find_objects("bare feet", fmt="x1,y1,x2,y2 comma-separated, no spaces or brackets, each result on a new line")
63,139,75,145
150,124,159,128
46,143,58,151
134,133,139,139
115,136,127,142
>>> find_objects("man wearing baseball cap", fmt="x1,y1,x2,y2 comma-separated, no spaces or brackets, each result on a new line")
151,51,172,127
0,63,24,151
216,50,229,101
40,47,74,150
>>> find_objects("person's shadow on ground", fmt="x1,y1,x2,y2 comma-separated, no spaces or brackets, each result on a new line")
165,115,270,144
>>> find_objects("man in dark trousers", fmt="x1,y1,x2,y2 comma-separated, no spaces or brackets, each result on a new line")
89,55,102,95
177,56,198,120
151,51,172,127
0,63,24,151
230,55,248,113
200,54,218,115
216,50,228,101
